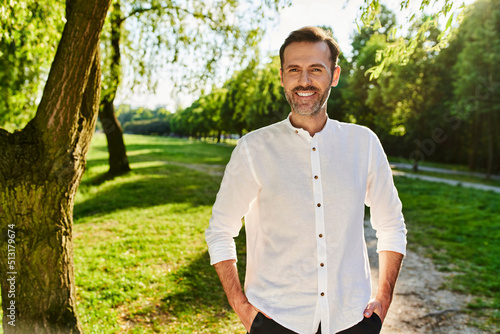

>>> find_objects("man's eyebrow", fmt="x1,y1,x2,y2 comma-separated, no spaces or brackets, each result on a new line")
309,63,328,69
285,63,328,70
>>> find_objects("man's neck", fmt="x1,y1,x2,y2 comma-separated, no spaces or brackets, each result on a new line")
289,110,328,137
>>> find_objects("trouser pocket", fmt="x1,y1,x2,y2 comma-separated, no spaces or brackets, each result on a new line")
336,313,382,334
248,312,298,334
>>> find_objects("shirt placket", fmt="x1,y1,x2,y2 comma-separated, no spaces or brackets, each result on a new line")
310,135,330,333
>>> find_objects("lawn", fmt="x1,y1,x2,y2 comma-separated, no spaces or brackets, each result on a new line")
0,133,498,332
394,177,499,328
74,134,245,333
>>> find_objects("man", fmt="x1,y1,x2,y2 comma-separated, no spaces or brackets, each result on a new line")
205,26,406,334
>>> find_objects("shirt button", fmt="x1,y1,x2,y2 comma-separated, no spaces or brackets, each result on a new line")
312,147,316,151
314,175,318,179
295,130,298,133
317,203,321,207
319,234,323,238
320,263,325,267
321,292,325,296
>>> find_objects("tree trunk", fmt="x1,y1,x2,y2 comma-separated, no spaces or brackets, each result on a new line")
99,0,131,176
486,111,493,180
0,0,111,332
99,100,131,176
468,110,479,171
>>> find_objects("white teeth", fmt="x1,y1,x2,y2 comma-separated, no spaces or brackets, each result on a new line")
297,92,314,97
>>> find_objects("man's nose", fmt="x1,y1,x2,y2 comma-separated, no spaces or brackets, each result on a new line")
298,71,312,86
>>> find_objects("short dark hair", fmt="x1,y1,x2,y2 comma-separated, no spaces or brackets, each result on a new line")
279,26,340,72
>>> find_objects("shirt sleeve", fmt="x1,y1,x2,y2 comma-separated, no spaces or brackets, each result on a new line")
365,132,407,256
205,137,262,265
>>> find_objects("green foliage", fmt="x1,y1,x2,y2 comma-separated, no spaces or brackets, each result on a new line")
366,16,443,145
451,0,500,174
122,118,171,135
0,0,65,131
103,0,289,99
243,57,288,130
453,0,500,118
169,56,289,139
0,0,289,132
116,105,172,124
167,2,499,175
360,0,465,79
345,33,387,129
342,2,499,173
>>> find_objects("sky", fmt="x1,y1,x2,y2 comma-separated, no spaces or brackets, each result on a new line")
116,0,473,111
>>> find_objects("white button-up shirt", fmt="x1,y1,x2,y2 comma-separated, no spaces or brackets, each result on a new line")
205,114,406,334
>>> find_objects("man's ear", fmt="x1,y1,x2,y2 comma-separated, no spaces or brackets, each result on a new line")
331,66,341,87
280,68,284,87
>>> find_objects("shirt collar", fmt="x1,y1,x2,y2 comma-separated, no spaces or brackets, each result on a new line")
285,112,330,142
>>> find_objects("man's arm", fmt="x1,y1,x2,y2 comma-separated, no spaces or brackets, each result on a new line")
214,259,258,332
363,250,404,322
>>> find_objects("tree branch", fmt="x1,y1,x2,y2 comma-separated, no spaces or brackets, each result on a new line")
121,4,217,25
34,0,111,149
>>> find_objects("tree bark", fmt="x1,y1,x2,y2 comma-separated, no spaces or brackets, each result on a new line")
0,0,111,332
468,110,479,171
99,100,131,176
486,111,493,180
99,0,131,176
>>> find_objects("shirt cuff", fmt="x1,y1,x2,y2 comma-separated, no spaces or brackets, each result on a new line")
208,240,238,265
376,233,407,256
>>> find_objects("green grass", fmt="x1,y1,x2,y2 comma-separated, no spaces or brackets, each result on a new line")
394,176,500,329
74,134,246,333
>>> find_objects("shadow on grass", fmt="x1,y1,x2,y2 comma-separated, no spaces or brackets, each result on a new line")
74,163,223,221
120,140,234,166
118,229,248,328
162,229,247,316
86,169,130,186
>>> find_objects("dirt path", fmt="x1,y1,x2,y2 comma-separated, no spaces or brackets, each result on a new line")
391,170,500,193
390,163,500,182
364,220,489,334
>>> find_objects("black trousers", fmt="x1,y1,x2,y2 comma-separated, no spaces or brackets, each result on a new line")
248,312,382,334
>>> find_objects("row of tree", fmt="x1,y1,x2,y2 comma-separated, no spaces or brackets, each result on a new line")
168,0,499,177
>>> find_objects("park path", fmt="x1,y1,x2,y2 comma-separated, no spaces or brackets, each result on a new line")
163,158,500,193
390,162,500,181
391,163,500,194
365,220,488,334
166,160,500,193
391,170,500,193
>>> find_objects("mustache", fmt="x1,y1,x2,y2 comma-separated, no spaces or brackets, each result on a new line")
292,86,319,93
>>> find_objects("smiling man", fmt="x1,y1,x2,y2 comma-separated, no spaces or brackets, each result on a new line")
205,26,407,334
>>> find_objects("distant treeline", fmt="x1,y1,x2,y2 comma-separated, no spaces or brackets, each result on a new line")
115,0,499,176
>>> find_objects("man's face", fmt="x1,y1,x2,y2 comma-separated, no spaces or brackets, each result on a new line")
280,41,340,116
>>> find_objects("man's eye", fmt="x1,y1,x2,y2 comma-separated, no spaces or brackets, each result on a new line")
311,68,322,72
289,69,299,72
